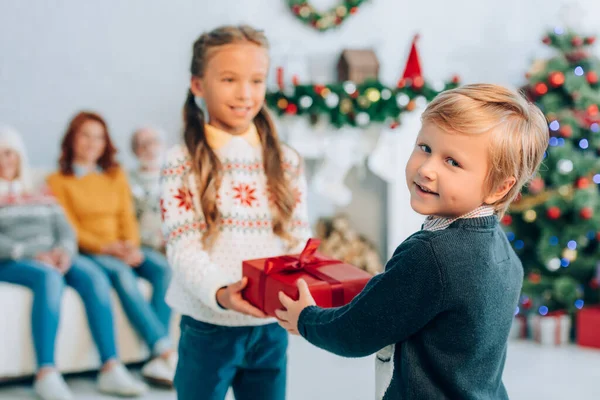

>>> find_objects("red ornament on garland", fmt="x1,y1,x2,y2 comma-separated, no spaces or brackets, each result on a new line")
580,207,593,220
313,85,325,95
528,177,545,194
451,75,460,84
547,206,561,220
349,6,358,14
588,104,599,116
285,103,298,115
585,36,596,45
412,76,424,90
572,36,584,47
590,278,600,289
542,36,552,45
587,71,599,85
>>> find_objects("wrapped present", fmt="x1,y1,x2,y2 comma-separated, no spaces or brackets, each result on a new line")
508,315,527,340
576,306,600,348
528,311,571,346
242,238,372,317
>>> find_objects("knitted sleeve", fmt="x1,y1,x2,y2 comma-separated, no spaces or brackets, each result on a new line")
298,237,445,357
161,145,234,314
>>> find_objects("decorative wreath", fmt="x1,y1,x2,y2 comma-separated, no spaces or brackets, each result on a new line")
288,0,369,32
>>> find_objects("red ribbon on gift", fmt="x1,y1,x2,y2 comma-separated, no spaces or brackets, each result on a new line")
260,239,345,312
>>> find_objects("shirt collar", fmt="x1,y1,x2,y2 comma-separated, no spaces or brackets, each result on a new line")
204,123,261,150
422,205,496,232
73,164,103,178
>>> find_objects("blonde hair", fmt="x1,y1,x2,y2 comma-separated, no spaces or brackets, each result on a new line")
421,83,549,217
183,25,297,249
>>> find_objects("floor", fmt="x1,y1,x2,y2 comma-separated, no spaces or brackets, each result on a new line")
1,337,599,399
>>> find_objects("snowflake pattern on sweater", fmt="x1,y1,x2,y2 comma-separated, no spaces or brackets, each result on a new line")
161,138,311,326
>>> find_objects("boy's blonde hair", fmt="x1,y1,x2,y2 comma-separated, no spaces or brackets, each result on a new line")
422,83,549,217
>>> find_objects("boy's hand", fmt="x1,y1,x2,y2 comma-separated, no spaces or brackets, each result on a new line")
123,247,144,267
51,248,71,273
275,279,316,335
216,277,267,318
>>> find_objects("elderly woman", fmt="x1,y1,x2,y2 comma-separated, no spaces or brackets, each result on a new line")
0,126,147,400
47,112,176,386
129,126,165,253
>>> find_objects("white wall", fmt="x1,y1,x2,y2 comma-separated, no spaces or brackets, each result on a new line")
2,0,599,256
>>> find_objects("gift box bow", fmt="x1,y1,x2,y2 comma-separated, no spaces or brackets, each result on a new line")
261,238,347,308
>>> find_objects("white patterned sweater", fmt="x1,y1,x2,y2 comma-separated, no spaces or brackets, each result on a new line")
160,131,311,327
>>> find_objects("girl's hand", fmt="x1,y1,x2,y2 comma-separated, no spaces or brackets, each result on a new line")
216,277,267,318
275,279,316,335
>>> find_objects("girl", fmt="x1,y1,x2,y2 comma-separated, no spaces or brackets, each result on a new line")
0,126,147,399
47,112,176,386
161,25,311,400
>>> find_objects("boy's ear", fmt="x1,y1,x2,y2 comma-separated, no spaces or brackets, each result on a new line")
484,176,517,205
190,77,204,98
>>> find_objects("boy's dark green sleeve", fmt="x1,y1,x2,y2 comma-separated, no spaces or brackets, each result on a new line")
297,237,445,358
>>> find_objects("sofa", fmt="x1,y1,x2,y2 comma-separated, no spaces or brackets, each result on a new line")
0,279,180,380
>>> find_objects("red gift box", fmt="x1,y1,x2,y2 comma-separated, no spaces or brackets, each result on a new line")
577,306,600,348
242,238,372,317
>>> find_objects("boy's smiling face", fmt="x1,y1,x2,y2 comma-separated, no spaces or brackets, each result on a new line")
405,122,494,218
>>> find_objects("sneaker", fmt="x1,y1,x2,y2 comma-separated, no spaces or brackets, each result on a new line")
33,370,74,400
97,363,148,397
141,355,176,387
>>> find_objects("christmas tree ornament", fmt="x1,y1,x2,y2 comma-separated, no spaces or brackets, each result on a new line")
524,209,537,222
557,159,574,174
580,207,594,219
547,206,562,220
547,258,561,271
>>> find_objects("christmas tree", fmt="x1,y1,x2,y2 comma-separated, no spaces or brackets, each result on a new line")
506,27,600,316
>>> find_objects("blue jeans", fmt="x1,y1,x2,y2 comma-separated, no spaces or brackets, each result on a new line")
0,255,117,369
83,247,172,354
175,316,288,400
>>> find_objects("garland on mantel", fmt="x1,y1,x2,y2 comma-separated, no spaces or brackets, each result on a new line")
266,77,460,128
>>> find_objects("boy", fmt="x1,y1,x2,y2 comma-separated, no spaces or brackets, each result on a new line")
276,84,549,399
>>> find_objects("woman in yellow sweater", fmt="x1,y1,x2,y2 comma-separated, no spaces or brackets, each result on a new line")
47,111,176,386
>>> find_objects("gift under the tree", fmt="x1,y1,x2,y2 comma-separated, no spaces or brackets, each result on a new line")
509,315,527,340
242,238,372,317
529,311,571,346
576,306,600,348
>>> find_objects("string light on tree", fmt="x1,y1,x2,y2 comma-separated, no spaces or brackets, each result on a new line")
557,159,574,174
523,209,537,222
547,258,561,271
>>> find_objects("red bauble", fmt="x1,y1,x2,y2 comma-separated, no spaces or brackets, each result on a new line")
534,82,548,95
528,177,545,194
576,177,590,189
572,36,584,47
522,297,533,309
542,36,552,45
397,78,406,88
590,278,600,289
451,75,461,84
586,36,597,45
547,206,561,219
292,5,301,14
285,103,298,115
349,6,358,14
313,85,325,95
580,207,593,220
412,76,424,89
588,104,599,116
528,273,542,284
559,125,573,137
501,215,513,226
549,71,565,87
587,71,599,85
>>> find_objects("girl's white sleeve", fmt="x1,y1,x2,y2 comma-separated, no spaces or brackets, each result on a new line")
160,146,233,314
